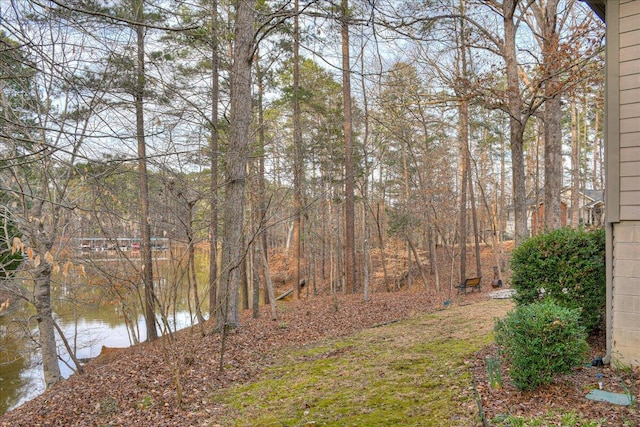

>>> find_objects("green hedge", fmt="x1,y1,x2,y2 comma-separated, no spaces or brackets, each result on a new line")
510,227,605,334
495,300,589,391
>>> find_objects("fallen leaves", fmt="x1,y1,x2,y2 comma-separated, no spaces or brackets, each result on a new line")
472,337,640,425
0,290,458,427
2,285,634,427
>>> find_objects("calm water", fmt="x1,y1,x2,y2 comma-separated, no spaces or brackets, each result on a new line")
1,249,211,415
0,306,202,415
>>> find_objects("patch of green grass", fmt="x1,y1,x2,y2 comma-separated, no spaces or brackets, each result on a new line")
209,301,507,426
492,410,607,426
284,341,354,360
135,395,153,410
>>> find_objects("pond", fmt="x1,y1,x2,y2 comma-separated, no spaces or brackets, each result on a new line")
0,248,212,415
0,303,204,415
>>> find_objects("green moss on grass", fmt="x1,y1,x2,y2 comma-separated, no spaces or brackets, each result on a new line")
209,300,511,426
492,410,607,427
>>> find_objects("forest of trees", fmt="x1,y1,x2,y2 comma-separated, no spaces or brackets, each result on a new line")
0,0,604,390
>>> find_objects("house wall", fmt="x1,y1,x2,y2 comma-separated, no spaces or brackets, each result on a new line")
609,0,640,366
619,1,640,220
612,222,640,363
531,203,567,235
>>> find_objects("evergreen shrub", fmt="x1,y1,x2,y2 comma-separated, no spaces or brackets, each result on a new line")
494,300,589,391
510,227,605,334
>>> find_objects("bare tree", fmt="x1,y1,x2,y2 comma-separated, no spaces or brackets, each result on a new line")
500,0,530,244
341,0,357,294
0,3,115,386
208,0,221,319
130,0,158,342
528,0,567,231
215,0,255,331
292,0,305,298
570,92,581,227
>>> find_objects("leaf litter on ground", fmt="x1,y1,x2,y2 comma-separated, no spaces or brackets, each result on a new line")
2,286,637,427
1,290,493,426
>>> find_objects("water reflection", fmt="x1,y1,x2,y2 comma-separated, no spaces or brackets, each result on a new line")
0,323,32,415
1,248,211,415
0,309,202,415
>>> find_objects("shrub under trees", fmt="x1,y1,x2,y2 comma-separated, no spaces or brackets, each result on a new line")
495,300,589,391
510,227,606,334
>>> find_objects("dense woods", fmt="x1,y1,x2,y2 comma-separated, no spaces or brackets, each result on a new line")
1,0,604,404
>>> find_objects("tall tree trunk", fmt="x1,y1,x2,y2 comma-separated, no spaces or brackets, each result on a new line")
292,0,304,299
255,52,270,305
541,0,563,231
468,156,481,277
251,212,260,319
215,0,254,330
499,128,506,242
571,94,580,227
208,0,220,319
27,160,62,388
593,109,601,189
133,0,157,342
544,96,563,230
321,187,327,280
341,0,356,294
375,203,390,292
187,201,205,325
241,238,249,310
429,225,440,292
457,1,471,281
400,131,412,288
454,0,482,279
261,250,277,320
533,120,542,235
503,0,528,244
253,53,266,316
458,103,468,283
34,262,62,387
360,46,371,302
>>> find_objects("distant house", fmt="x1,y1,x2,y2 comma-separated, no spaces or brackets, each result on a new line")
504,188,604,238
584,0,640,366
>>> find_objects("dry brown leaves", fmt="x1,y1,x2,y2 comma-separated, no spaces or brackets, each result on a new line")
3,279,636,426
1,289,466,427
472,334,640,425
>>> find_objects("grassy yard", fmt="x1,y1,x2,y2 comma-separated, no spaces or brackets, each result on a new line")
210,298,513,426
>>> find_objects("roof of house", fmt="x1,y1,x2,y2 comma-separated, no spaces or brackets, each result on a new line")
583,0,605,21
518,187,604,208
583,189,604,203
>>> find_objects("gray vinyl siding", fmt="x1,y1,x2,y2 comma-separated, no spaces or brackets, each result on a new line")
609,0,640,367
612,221,640,364
619,0,640,221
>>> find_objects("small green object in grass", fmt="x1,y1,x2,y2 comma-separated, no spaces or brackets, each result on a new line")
486,356,502,389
